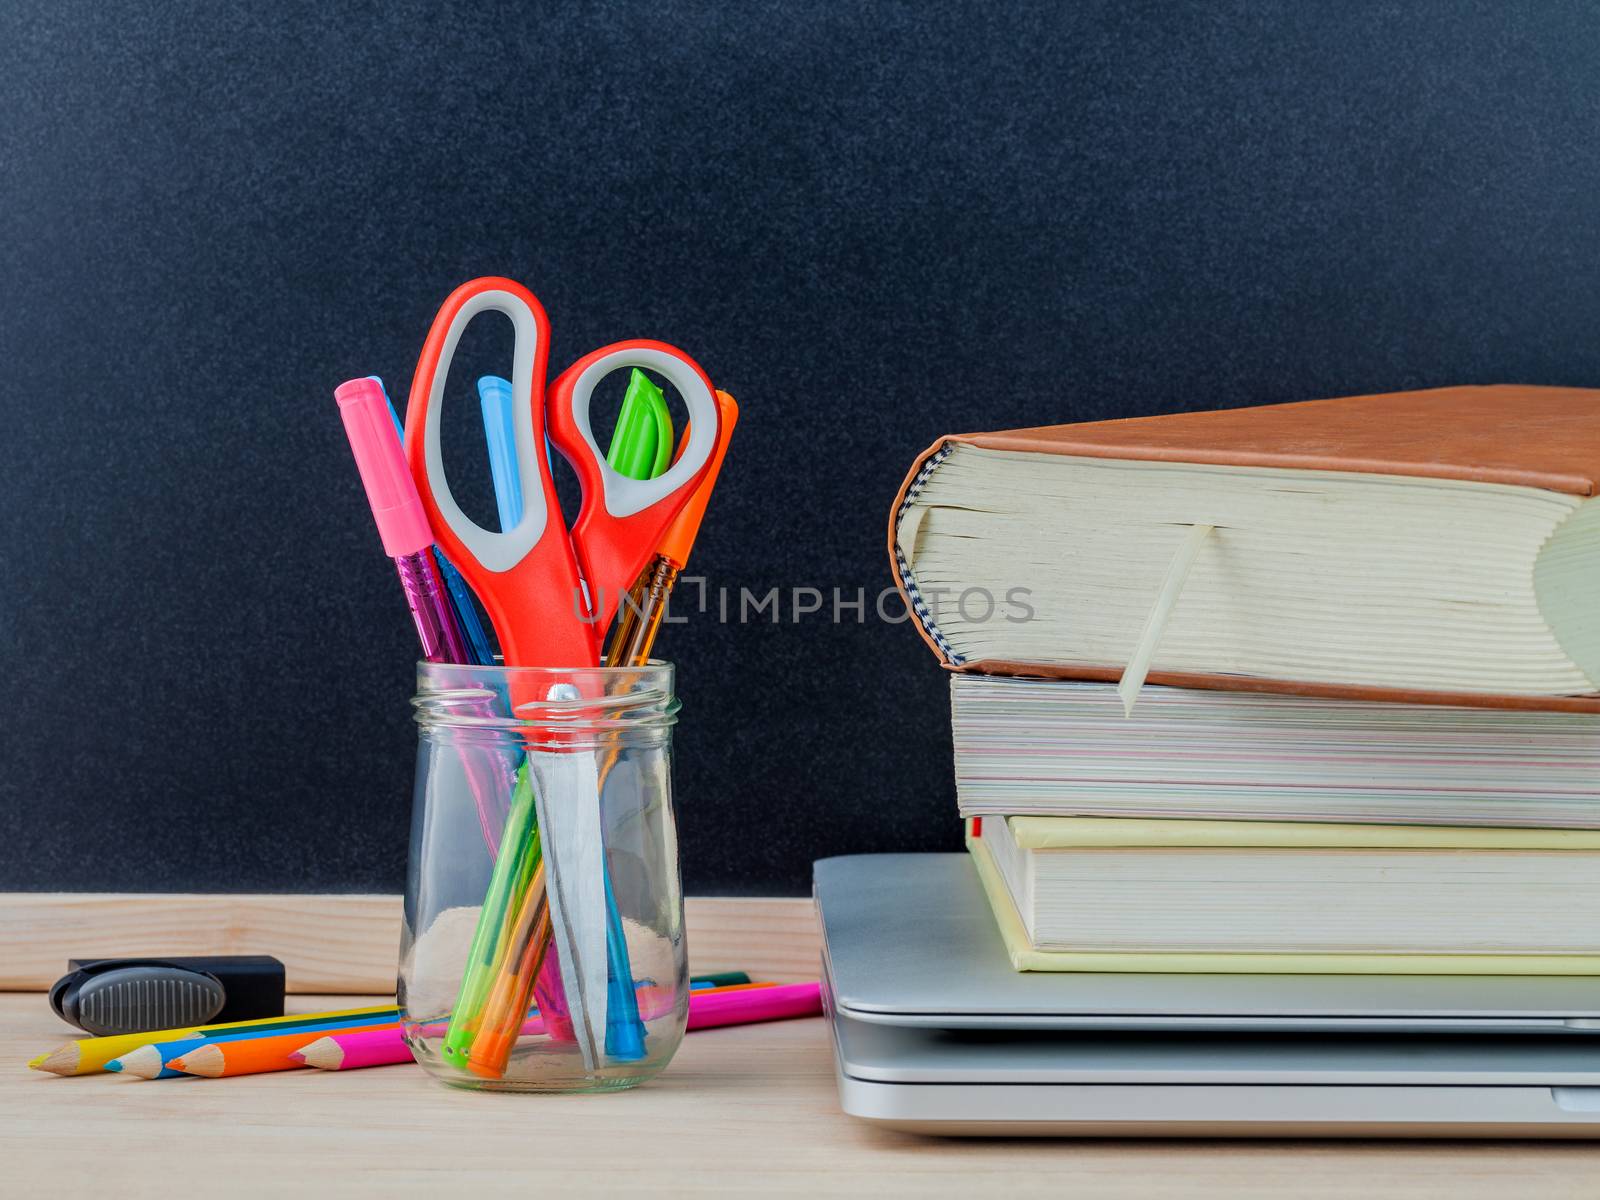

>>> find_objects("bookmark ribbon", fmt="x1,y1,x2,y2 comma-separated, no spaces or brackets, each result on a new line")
1117,523,1214,716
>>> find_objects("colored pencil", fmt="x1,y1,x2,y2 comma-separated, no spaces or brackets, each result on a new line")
27,1003,399,1076
293,982,816,1073
103,1008,404,1079
293,1025,414,1070
106,976,763,1080
107,1041,203,1080
168,1023,401,1078
685,981,821,1031
690,971,751,989
680,981,773,998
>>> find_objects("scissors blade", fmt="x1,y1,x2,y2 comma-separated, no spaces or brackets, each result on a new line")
529,747,607,1071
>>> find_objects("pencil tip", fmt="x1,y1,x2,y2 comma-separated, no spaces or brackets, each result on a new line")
115,1045,165,1080
294,1036,341,1070
104,1059,123,1073
29,1046,77,1076
171,1045,223,1078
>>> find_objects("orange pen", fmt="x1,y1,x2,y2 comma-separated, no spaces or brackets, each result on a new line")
467,873,553,1078
604,390,739,667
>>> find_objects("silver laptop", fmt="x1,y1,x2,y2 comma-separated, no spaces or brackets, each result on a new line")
816,855,1600,1136
827,1008,1600,1136
817,854,1600,1034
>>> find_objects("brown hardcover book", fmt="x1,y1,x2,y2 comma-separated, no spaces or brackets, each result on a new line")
888,385,1600,711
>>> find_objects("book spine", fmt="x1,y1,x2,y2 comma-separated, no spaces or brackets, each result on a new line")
887,439,961,665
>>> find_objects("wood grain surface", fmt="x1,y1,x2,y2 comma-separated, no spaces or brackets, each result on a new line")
0,893,820,992
8,993,1600,1197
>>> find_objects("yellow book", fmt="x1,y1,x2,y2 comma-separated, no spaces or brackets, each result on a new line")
967,818,1600,974
1007,815,1600,851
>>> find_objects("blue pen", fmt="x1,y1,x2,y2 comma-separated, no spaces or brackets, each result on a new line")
477,376,525,531
478,374,649,1062
600,868,647,1059
481,376,594,620
369,378,497,666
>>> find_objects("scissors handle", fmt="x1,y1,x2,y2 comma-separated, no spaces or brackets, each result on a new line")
547,341,721,634
404,277,598,668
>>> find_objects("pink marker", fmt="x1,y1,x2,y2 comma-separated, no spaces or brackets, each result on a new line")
335,377,469,664
685,982,822,1032
291,982,823,1071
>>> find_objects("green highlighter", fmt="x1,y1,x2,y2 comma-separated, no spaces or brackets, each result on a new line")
440,769,542,1071
607,369,674,479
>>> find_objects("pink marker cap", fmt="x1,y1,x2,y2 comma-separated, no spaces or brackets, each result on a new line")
334,377,435,558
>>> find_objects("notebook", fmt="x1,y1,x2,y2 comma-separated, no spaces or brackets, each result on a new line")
950,674,1600,827
969,817,1600,974
889,384,1600,710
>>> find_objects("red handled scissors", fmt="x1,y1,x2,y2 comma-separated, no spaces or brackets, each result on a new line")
403,276,721,668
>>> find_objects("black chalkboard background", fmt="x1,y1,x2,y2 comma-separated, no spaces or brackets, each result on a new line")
4,1,1600,894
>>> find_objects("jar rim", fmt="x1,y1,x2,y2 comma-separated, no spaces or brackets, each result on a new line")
416,658,674,680
412,659,678,733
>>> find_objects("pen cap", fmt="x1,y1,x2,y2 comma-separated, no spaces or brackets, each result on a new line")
335,376,435,558
657,390,739,569
607,369,674,481
476,375,527,532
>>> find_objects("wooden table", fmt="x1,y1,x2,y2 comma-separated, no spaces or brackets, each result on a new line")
6,994,1600,1196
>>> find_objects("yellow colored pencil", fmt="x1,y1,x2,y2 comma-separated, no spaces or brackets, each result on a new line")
27,1003,398,1076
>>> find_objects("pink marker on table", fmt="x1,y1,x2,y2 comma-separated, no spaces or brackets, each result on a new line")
685,982,822,1031
334,377,470,665
292,982,824,1071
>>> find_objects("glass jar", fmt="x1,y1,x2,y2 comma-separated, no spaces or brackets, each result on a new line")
400,661,688,1092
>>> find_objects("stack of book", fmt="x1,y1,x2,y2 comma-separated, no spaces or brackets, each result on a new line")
890,384,1600,974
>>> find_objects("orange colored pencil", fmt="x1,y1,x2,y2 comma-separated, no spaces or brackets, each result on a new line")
168,1023,401,1078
